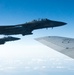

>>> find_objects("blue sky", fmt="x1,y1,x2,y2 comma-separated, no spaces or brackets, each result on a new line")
0,0,74,75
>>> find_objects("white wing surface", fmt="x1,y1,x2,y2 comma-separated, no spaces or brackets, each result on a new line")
35,36,74,58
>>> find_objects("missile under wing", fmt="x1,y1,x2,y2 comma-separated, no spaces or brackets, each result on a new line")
0,36,20,45
35,36,74,59
0,18,67,36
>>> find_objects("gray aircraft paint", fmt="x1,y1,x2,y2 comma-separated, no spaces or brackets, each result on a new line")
35,36,74,59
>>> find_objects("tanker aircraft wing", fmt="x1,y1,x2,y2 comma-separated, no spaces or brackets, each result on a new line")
35,36,74,59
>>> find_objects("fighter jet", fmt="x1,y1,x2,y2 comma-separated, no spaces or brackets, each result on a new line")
0,36,20,45
35,36,74,59
0,18,67,36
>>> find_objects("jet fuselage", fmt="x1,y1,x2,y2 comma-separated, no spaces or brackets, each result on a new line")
0,36,20,45
0,18,67,36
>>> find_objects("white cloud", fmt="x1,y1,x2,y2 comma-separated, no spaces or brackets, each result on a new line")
33,66,39,70
0,42,74,73
56,66,65,69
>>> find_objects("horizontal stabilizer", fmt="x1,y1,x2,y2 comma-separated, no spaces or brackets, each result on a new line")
35,36,74,59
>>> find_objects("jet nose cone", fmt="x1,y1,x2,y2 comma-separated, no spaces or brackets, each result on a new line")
61,22,67,25
15,38,20,40
10,37,20,41
56,21,67,26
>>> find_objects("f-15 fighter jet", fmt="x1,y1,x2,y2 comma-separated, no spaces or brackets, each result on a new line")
0,18,67,36
0,36,20,45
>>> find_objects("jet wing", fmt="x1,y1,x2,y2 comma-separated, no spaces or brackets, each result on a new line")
0,24,22,29
0,25,16,28
35,36,74,59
